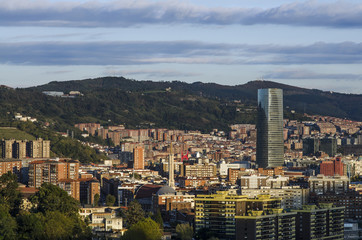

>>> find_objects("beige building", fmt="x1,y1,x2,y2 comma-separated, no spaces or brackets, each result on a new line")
79,207,124,232
1,139,14,158
1,139,26,158
180,163,217,178
1,138,50,159
239,175,289,189
308,174,349,195
241,186,309,209
27,139,51,158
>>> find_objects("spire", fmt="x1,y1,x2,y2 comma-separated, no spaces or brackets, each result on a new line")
168,142,175,188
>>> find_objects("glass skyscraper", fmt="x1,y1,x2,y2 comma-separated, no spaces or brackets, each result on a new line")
256,88,284,168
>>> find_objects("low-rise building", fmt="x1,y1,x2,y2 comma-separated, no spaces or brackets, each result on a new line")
79,207,124,234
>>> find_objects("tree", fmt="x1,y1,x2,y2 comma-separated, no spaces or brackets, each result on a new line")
26,183,91,239
30,183,79,216
122,218,162,240
0,204,17,240
0,172,22,216
176,223,193,240
152,209,163,230
42,211,76,239
93,193,100,207
125,200,145,227
16,212,45,240
105,194,116,206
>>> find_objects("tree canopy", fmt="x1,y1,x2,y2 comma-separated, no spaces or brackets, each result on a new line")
122,218,162,240
0,204,17,240
176,223,193,240
105,194,116,207
30,183,79,215
93,193,100,207
0,174,91,240
125,200,145,227
0,172,22,216
152,209,163,230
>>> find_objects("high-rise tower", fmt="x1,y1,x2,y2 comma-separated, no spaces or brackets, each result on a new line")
256,88,284,168
133,146,144,170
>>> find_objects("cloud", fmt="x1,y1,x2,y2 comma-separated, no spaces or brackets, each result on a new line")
263,68,362,80
1,40,362,66
0,41,238,65
103,68,199,78
1,0,362,28
45,70,73,75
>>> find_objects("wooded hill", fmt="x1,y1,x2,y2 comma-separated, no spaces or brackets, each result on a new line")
1,77,361,135
31,77,362,122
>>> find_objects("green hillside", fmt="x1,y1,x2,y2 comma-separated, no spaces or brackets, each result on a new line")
30,77,362,121
0,87,257,133
1,77,360,136
0,127,36,140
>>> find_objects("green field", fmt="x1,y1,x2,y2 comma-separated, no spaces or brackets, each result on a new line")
0,127,36,140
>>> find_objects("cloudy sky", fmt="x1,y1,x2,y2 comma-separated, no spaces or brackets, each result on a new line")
1,0,362,93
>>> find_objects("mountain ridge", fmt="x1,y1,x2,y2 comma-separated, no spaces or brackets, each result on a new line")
26,77,362,123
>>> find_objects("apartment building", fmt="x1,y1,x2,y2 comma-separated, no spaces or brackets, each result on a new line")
1,138,50,159
241,186,309,209
28,159,79,188
195,191,281,240
180,163,217,178
292,204,344,240
308,174,349,195
133,146,144,170
313,191,362,220
0,159,22,177
235,209,296,240
239,175,289,189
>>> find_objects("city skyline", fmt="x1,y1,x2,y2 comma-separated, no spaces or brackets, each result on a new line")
1,0,362,94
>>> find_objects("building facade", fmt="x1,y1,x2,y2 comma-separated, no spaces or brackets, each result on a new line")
195,191,281,240
0,159,22,178
256,88,284,168
320,158,344,176
235,210,296,240
28,159,79,188
180,163,217,178
293,204,344,240
133,146,144,170
241,186,309,210
312,191,362,220
308,175,349,195
1,138,50,159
